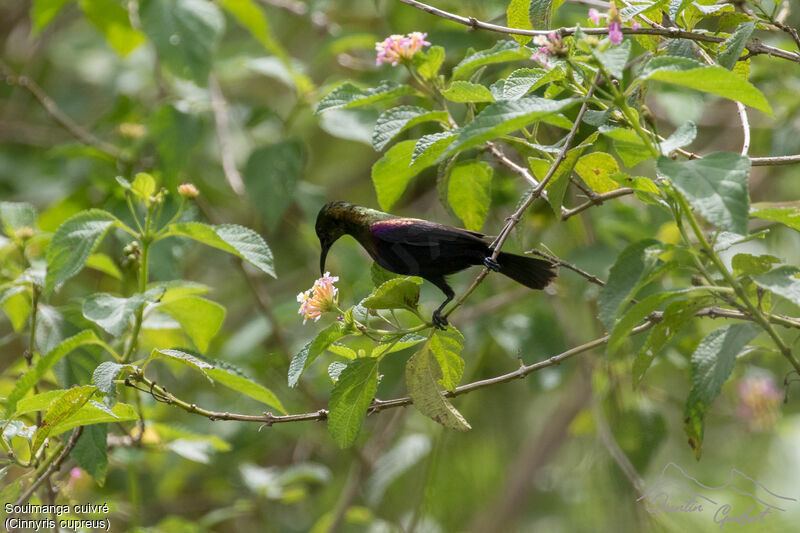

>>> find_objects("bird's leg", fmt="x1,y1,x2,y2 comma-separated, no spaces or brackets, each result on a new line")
483,252,501,272
430,278,454,330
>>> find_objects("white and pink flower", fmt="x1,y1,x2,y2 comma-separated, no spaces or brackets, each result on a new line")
376,32,431,66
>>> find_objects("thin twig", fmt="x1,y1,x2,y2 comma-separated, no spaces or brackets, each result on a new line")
526,248,605,287
561,188,635,219
394,0,800,63
736,102,751,156
0,59,126,161
14,427,84,506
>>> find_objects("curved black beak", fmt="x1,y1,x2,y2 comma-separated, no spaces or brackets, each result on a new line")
319,242,329,276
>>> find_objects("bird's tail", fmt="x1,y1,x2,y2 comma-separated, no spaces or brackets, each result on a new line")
496,252,557,290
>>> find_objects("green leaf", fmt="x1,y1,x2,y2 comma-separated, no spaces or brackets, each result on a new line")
82,292,150,337
718,20,755,70
131,172,157,204
669,0,693,18
593,39,631,79
491,67,563,101
244,140,305,231
574,152,622,193
362,277,422,310
206,367,286,414
151,348,214,380
411,132,457,165
371,263,399,287
157,296,226,353
446,97,581,155
660,121,697,155
447,161,493,231
731,253,780,277
16,389,67,415
371,106,448,151
49,402,138,436
372,139,449,210
32,385,97,453
750,204,800,232
79,0,146,56
45,209,121,293
641,56,772,114
72,424,108,485
328,358,379,448
149,105,203,177
598,239,662,331
316,81,415,114
609,290,693,355
657,152,751,234
85,253,123,280
140,0,225,85
328,361,347,382
0,201,36,236
372,334,426,357
528,131,597,214
452,41,531,80
6,330,106,416
507,0,534,44
441,81,495,103
93,362,133,396
530,0,554,28
168,222,276,278
288,323,345,387
1,287,31,332
30,0,71,32
753,266,800,305
414,46,445,79
634,297,709,386
683,324,759,459
406,342,471,431
429,327,464,391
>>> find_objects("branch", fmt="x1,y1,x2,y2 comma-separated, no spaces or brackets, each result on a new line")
395,0,800,64
561,188,635,219
0,59,127,162
14,427,84,506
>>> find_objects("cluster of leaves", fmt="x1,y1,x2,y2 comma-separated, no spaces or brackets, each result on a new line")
0,174,283,490
306,0,800,457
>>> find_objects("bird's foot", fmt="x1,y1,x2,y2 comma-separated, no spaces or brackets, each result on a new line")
483,256,501,272
431,310,449,330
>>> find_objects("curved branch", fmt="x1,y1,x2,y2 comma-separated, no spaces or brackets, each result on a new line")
395,0,800,63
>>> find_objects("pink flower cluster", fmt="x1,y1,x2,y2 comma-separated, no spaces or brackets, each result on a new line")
531,33,565,69
736,376,782,431
298,272,340,324
376,32,431,66
588,6,640,45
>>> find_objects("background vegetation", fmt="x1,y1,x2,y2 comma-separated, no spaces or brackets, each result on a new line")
1,0,800,531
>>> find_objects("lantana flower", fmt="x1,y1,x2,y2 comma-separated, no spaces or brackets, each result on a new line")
531,32,567,69
736,375,782,431
588,2,641,46
298,272,340,324
376,32,431,66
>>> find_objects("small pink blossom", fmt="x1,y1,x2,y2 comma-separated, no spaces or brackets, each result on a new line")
588,8,604,24
376,32,430,66
609,21,624,45
298,272,340,324
70,467,83,480
530,32,565,69
632,22,641,30
736,376,782,431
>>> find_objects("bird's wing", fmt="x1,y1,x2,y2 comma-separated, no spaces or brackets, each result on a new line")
371,219,488,247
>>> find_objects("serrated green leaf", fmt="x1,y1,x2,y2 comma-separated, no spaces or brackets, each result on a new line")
371,107,448,151
372,334,427,357
79,0,145,56
244,140,305,231
50,402,137,437
731,253,780,277
328,358,379,448
362,277,422,310
411,132,457,165
507,0,534,44
641,56,772,115
371,263,399,287
660,121,697,155
657,153,751,234
441,81,495,103
45,209,121,293
429,327,464,391
448,161,493,231
446,97,580,155
93,362,133,396
452,41,530,80
530,0,553,27
85,253,122,280
574,152,622,193
32,385,97,453
414,46,445,80
328,361,347,382
151,348,213,381
753,266,800,305
316,81,415,114
140,0,225,85
288,323,345,387
157,296,226,353
15,389,66,415
206,367,285,414
598,239,663,331
718,20,755,70
593,39,631,79
72,424,108,485
492,67,563,101
6,330,107,416
372,139,451,210
749,204,800,232
406,342,471,431
167,222,276,277
609,290,693,355
82,292,150,337
684,323,759,459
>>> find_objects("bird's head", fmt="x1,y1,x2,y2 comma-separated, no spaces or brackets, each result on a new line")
316,201,351,275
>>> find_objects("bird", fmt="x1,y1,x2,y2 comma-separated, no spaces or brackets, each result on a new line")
316,201,557,329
